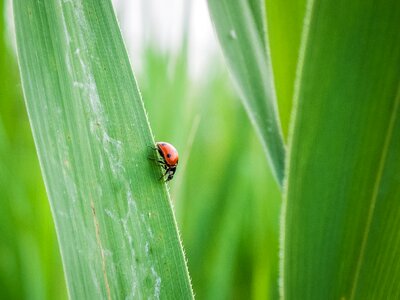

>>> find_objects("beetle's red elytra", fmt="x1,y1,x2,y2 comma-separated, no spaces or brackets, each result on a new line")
152,142,179,181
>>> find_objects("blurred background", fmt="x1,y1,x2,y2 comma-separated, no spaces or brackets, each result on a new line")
0,0,280,299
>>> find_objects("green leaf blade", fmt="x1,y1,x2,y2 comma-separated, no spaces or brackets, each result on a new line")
283,0,400,299
14,0,193,299
207,0,285,185
351,88,400,299
265,0,306,138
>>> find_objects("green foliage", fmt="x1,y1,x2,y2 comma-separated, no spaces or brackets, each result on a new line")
283,0,400,298
2,1,280,299
13,0,192,298
207,0,286,185
0,0,66,299
208,0,400,299
5,0,400,299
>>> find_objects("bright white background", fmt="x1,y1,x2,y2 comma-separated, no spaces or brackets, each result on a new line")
113,0,221,79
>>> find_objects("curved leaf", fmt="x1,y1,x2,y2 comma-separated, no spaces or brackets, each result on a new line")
207,0,285,185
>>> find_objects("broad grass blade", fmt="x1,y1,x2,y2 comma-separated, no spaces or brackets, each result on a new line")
13,0,193,298
282,0,400,298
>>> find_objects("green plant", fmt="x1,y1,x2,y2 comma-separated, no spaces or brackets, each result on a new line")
13,0,192,298
3,0,280,298
207,0,286,185
208,0,400,298
9,0,400,298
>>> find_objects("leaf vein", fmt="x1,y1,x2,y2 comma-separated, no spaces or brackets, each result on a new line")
349,84,400,299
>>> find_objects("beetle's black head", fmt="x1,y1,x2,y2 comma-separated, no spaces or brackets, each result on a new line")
166,166,176,181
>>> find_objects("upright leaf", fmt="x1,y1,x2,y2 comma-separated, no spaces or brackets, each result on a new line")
13,0,193,298
282,0,400,298
207,0,285,185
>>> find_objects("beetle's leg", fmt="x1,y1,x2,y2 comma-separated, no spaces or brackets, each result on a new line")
148,156,166,165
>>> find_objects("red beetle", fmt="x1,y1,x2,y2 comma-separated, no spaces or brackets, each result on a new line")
151,142,179,181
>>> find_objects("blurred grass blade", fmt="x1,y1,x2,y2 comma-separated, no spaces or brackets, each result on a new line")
283,0,400,298
13,0,193,298
264,0,306,138
207,0,285,185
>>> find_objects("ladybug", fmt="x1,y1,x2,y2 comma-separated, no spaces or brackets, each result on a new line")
150,142,179,181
